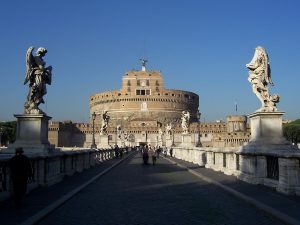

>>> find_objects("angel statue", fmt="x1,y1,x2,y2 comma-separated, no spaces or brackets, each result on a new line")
181,111,190,134
246,46,280,112
100,111,110,135
117,125,122,139
158,128,163,142
165,123,172,138
24,47,52,114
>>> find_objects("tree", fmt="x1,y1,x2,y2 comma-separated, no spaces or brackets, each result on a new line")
283,120,300,144
0,121,17,146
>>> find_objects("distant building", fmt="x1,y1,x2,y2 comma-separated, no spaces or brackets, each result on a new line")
49,62,250,147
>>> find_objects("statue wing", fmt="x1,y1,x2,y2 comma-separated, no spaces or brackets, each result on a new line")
24,47,35,85
263,50,274,85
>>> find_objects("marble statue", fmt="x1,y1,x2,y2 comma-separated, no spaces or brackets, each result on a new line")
100,111,109,135
181,111,190,134
246,46,280,112
165,123,172,137
24,47,53,114
117,125,122,139
158,128,163,142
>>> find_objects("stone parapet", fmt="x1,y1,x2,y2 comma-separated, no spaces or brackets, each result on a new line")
172,146,300,196
0,147,116,201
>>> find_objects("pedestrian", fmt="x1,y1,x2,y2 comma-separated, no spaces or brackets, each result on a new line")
119,147,123,158
149,147,156,165
157,146,162,159
9,147,32,207
170,147,173,157
142,145,149,165
163,146,167,156
114,144,119,158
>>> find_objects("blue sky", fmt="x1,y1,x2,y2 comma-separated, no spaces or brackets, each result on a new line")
0,0,299,123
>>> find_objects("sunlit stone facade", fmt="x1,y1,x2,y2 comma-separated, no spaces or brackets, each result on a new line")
48,65,250,147
89,69,199,126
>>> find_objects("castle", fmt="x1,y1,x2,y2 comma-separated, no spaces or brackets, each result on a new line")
49,61,250,148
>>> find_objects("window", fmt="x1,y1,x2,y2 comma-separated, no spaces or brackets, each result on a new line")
136,89,151,96
146,80,150,86
137,80,140,86
127,80,131,86
156,80,159,86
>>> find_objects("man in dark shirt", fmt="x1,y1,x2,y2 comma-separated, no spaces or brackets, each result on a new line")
9,147,32,206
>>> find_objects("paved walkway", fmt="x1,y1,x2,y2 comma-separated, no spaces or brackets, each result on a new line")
1,152,299,225
0,153,133,225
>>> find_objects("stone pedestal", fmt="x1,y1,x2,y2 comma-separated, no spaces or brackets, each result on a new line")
241,112,296,153
166,137,173,148
249,112,286,144
238,111,300,194
157,140,163,147
3,114,54,155
117,139,123,147
180,134,193,147
98,135,109,148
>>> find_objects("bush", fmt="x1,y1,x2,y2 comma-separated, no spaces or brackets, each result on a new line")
283,120,300,144
0,121,17,146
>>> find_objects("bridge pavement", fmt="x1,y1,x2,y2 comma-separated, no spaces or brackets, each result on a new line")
1,152,299,225
37,153,285,225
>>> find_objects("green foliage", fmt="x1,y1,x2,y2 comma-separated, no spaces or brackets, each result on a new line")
0,121,17,146
290,119,300,125
283,119,300,144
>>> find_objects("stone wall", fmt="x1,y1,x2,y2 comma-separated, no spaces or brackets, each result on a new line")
0,148,116,201
171,146,300,196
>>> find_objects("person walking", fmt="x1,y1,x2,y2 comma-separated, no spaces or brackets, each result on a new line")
170,147,173,157
9,147,32,207
149,147,157,165
163,146,167,156
142,145,149,165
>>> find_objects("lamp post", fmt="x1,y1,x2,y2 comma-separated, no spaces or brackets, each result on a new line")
0,127,3,147
197,111,202,147
91,112,97,149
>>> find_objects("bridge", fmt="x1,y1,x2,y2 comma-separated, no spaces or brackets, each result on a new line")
1,150,300,225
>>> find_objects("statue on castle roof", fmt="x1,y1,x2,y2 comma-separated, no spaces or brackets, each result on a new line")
24,47,52,114
140,58,148,71
246,46,280,112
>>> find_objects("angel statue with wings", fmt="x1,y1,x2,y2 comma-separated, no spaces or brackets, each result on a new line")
246,46,279,112
181,111,190,134
24,47,52,114
100,110,110,135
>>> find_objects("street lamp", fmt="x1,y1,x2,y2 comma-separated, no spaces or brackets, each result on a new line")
197,111,202,147
91,112,97,149
0,127,3,147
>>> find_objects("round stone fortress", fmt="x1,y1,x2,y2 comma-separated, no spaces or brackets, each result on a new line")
90,65,199,126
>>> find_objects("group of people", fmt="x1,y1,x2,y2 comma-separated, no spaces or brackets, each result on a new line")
113,145,130,158
138,145,173,165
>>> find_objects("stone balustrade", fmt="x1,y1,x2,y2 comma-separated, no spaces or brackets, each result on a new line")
0,148,116,201
172,146,300,196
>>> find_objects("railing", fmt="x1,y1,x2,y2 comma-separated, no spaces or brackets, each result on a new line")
172,146,300,196
0,148,117,201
